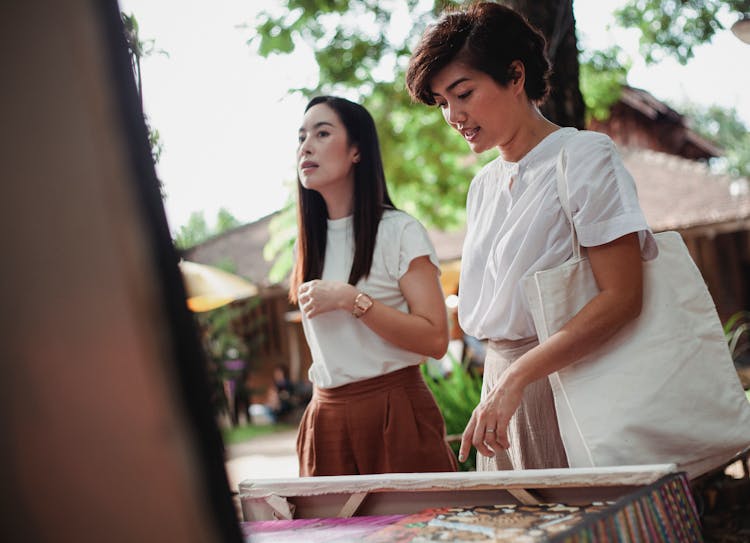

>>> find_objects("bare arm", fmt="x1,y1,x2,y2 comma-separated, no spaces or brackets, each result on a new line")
459,232,643,462
297,255,450,359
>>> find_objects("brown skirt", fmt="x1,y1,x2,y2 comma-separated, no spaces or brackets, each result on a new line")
296,365,458,476
476,337,569,471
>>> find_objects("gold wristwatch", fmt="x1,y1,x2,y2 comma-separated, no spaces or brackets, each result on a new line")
352,292,373,318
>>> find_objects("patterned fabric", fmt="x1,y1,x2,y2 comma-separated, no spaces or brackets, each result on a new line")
557,473,703,542
361,502,615,542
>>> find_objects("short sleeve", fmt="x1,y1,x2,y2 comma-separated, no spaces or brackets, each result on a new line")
396,215,441,279
564,132,657,259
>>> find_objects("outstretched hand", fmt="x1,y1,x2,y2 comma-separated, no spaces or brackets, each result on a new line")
458,377,524,463
297,279,356,318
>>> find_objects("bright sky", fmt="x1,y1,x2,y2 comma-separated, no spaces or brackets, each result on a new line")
117,0,750,234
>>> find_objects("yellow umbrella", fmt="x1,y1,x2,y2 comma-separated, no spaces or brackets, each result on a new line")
440,259,462,295
178,260,258,312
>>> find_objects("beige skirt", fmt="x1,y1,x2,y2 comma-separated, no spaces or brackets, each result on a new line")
476,337,569,471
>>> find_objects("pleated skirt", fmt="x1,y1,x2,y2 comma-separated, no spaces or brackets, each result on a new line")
476,337,569,471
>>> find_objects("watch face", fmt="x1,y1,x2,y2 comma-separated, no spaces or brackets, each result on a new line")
353,293,373,317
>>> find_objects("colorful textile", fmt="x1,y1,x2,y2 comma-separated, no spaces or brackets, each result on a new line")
361,502,614,542
556,473,703,542
364,473,702,542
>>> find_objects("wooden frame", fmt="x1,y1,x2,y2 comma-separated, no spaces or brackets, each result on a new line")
239,464,679,521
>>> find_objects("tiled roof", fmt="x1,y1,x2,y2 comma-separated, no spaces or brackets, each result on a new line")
621,147,750,233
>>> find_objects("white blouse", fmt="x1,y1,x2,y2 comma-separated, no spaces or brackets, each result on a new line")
302,209,441,388
458,128,657,341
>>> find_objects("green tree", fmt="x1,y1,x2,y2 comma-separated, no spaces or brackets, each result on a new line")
578,46,630,123
615,0,750,64
216,207,242,233
251,0,585,281
613,0,750,176
174,211,211,249
253,1,749,284
251,1,584,228
174,207,242,250
678,102,750,178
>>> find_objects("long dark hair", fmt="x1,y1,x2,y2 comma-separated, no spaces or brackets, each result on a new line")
288,96,395,303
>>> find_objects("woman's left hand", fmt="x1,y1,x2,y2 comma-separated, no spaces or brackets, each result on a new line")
458,375,524,462
297,279,356,318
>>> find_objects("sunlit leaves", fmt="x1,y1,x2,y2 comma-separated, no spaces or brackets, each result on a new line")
174,208,244,250
579,47,630,122
249,0,481,231
255,16,296,55
614,0,750,64
680,102,750,178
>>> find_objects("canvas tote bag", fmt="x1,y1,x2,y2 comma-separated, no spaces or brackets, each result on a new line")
521,141,750,479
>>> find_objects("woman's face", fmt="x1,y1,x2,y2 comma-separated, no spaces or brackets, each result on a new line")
429,60,524,154
297,103,360,195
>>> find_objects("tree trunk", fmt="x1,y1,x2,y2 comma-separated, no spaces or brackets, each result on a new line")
502,0,585,129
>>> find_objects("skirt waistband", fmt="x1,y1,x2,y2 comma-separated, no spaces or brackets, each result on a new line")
487,336,539,357
314,365,423,401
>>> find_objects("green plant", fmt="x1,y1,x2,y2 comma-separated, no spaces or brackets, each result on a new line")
724,310,750,363
421,353,483,471
195,297,265,421
221,422,297,445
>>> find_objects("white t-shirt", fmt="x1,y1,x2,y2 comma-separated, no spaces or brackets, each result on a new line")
458,128,658,341
302,209,441,388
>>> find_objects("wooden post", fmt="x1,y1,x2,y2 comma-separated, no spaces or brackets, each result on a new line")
285,310,303,383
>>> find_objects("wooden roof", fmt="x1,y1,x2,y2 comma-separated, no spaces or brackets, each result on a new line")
589,86,724,160
621,147,750,236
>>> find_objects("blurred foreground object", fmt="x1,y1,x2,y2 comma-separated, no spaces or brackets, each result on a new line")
0,0,243,540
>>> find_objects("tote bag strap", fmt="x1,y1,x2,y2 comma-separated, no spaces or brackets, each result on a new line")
556,144,582,260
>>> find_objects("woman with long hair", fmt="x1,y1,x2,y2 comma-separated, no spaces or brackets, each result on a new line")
290,95,458,476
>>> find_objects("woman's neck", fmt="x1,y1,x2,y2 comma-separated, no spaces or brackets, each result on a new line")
321,184,354,220
498,108,559,163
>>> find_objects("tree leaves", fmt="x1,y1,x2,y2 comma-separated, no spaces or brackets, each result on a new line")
614,0,750,64
174,208,243,250
679,102,750,178
249,0,488,231
579,47,630,122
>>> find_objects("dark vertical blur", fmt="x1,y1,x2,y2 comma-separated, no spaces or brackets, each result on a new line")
0,1,243,541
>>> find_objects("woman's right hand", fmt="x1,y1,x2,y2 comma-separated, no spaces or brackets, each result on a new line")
458,372,525,463
297,279,357,318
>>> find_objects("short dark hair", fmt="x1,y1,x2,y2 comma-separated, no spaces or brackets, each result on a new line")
289,96,395,302
406,2,551,106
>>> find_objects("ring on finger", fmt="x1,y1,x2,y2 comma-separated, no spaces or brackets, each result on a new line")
485,428,496,433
